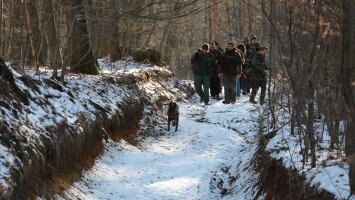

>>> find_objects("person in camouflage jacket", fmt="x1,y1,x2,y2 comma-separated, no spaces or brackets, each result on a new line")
241,36,253,95
249,46,270,105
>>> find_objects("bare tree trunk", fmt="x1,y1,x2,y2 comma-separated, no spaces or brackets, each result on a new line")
158,19,172,54
307,88,316,168
158,0,179,54
341,0,355,195
43,0,61,78
211,0,221,41
267,0,277,129
144,0,156,47
247,0,253,34
208,1,212,40
224,0,233,40
204,0,209,41
163,1,181,65
145,0,157,48
238,0,243,37
3,0,14,58
232,0,238,38
109,1,121,62
305,0,322,168
66,0,99,75
25,0,44,70
0,0,3,54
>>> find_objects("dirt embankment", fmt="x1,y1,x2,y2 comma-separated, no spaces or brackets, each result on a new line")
0,61,193,199
253,131,335,200
15,98,144,200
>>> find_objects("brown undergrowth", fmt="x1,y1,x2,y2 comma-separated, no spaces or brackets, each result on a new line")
253,131,335,200
11,98,144,200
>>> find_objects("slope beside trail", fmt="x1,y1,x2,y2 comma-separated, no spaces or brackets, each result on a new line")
56,95,261,200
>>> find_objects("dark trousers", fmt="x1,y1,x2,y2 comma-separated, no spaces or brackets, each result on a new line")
241,72,251,93
222,74,237,102
250,78,266,102
194,75,210,104
210,75,222,97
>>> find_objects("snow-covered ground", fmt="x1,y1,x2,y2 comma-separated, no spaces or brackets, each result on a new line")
57,94,261,200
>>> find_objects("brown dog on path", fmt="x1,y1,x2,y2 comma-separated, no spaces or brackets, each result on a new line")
167,101,179,131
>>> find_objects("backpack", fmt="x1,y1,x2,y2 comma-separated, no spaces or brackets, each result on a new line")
190,51,200,73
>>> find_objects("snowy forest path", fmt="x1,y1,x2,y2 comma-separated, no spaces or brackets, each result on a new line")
57,96,260,200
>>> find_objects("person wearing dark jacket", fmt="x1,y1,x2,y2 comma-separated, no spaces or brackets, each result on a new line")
250,34,261,53
191,43,216,105
236,43,246,98
241,36,253,95
208,42,222,99
213,40,225,53
218,41,243,104
249,46,270,105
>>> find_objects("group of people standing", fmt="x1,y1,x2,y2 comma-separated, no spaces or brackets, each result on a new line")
191,34,270,106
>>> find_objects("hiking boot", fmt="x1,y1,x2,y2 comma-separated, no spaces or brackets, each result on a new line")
249,99,257,104
222,100,230,104
242,91,246,95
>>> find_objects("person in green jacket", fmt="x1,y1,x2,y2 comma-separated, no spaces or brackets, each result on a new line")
191,43,216,105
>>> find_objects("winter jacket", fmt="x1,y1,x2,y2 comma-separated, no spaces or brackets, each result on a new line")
191,51,216,76
251,52,270,80
252,43,261,54
244,43,254,65
218,48,243,76
209,49,222,76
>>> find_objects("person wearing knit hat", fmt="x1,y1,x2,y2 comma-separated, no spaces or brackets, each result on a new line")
235,43,247,98
249,45,270,105
202,43,209,50
250,34,261,52
213,40,225,53
241,37,253,95
208,41,222,99
242,36,249,43
190,43,216,105
250,34,257,41
218,41,243,104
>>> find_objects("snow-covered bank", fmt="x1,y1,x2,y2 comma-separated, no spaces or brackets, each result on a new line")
264,112,349,199
57,95,261,200
0,58,193,198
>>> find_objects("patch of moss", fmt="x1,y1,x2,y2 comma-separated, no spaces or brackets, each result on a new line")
71,61,99,75
132,49,162,66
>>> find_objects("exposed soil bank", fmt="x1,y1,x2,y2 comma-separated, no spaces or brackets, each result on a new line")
13,99,144,200
253,132,335,200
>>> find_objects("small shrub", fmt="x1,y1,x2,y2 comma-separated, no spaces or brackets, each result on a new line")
132,48,162,66
71,61,99,75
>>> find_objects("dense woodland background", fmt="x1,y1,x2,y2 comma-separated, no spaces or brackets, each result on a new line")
0,0,354,196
